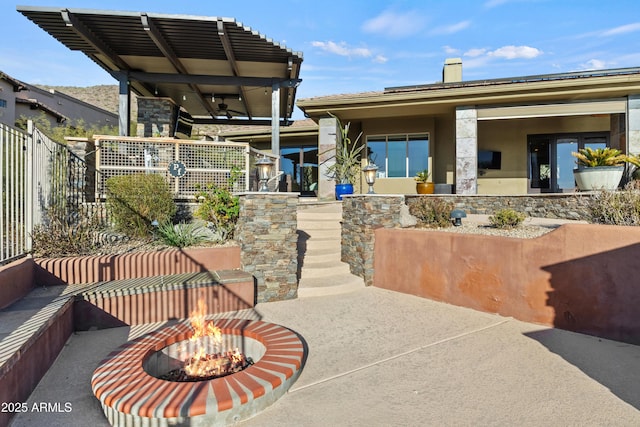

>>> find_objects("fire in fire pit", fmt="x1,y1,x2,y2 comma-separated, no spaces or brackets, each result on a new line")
158,298,254,382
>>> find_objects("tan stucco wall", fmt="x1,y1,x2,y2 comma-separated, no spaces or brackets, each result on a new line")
476,115,610,194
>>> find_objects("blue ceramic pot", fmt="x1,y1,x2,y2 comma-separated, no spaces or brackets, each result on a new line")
335,183,354,200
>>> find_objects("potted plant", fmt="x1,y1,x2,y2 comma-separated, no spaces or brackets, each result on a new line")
414,169,434,194
324,113,364,200
571,147,627,191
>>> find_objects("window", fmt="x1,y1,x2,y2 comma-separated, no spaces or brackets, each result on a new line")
0,99,7,108
366,133,429,178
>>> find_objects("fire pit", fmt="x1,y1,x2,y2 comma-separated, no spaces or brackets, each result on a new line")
91,301,305,426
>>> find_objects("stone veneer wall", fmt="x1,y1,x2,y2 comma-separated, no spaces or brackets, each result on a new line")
342,193,595,286
406,193,593,220
236,193,299,302
341,195,406,286
136,97,178,138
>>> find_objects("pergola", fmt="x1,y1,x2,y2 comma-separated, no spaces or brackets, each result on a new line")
17,6,303,154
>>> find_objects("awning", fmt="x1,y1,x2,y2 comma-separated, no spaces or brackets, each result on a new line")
17,6,303,130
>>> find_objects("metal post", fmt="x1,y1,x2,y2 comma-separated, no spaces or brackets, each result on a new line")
118,77,131,136
271,83,280,157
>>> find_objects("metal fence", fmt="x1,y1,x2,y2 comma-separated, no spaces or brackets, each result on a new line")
1,121,88,265
95,136,253,198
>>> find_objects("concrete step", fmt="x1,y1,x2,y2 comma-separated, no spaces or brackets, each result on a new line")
297,211,343,222
299,251,342,264
297,220,341,231
298,237,341,252
300,261,351,279
297,273,365,298
298,228,341,240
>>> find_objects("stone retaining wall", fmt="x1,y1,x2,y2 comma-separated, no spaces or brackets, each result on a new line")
236,193,299,302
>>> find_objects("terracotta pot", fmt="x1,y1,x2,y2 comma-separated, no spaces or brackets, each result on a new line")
416,182,435,194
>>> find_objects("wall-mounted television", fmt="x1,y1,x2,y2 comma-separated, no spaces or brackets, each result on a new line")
478,150,502,169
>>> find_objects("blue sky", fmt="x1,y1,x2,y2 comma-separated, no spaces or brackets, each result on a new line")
3,0,640,114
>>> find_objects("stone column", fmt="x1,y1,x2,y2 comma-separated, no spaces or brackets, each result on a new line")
236,193,299,302
341,195,407,286
455,106,478,194
317,117,339,200
65,137,96,202
628,95,640,155
136,97,179,138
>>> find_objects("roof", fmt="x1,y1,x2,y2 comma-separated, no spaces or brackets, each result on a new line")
17,6,303,126
297,67,640,120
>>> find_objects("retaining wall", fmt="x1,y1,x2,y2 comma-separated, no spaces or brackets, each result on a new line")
373,225,640,345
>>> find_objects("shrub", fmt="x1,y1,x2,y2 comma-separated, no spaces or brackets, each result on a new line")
589,188,640,226
155,221,215,248
194,167,241,240
408,197,454,228
106,173,176,238
31,207,103,257
489,208,526,229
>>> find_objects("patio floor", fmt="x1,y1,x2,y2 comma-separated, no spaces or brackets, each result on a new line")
9,286,640,426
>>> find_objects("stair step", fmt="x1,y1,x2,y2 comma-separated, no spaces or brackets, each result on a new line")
300,262,351,279
299,251,342,264
297,220,341,231
298,229,341,240
297,274,365,298
297,211,342,221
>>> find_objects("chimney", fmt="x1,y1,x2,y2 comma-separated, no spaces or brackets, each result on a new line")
443,58,462,83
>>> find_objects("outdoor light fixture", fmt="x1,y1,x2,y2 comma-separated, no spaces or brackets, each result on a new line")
450,209,467,226
362,162,379,194
256,156,274,192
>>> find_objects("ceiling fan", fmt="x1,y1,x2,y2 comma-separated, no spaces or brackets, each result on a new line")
213,96,244,119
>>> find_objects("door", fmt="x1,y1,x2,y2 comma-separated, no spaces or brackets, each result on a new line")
528,133,609,193
280,146,318,196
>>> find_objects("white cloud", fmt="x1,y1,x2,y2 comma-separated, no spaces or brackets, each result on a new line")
488,45,543,59
601,22,640,36
430,20,471,35
464,48,487,58
311,41,372,58
443,45,460,55
579,59,608,70
362,10,426,38
373,55,388,64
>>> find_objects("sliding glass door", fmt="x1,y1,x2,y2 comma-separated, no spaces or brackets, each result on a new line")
529,133,608,193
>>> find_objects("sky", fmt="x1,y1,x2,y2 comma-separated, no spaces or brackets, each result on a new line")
2,0,640,118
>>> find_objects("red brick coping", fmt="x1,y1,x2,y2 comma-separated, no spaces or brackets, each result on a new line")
91,319,305,426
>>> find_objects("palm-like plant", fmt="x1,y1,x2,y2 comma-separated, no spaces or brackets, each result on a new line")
571,147,627,167
324,113,364,184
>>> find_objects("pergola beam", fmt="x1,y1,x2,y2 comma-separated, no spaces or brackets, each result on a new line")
112,70,301,88
217,19,251,119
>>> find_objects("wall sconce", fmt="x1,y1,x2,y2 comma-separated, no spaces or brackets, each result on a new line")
256,156,274,192
450,209,467,226
362,162,379,194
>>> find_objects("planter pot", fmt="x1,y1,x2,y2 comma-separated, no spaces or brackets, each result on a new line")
573,166,624,191
335,183,354,200
416,182,435,194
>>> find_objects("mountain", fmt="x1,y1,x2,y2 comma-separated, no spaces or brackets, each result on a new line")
37,84,136,117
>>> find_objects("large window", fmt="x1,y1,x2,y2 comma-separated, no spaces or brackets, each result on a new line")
366,133,429,178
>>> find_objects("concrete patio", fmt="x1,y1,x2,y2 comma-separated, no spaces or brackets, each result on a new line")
9,286,640,426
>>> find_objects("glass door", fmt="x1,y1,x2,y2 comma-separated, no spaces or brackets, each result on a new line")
280,146,318,196
528,133,609,193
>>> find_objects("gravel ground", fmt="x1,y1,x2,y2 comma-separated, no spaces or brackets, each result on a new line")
423,222,559,239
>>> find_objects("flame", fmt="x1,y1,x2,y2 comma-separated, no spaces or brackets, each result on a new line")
183,297,223,377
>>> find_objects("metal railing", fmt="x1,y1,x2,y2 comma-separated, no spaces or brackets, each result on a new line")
95,136,251,198
1,121,89,265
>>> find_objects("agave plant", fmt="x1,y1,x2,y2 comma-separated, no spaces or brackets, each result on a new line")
323,112,364,184
571,147,627,167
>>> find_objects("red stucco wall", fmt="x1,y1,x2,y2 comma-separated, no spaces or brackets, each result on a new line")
373,224,640,344
33,246,241,285
0,257,35,309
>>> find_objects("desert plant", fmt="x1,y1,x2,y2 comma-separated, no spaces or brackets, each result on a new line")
414,169,431,183
323,113,364,184
571,147,627,167
105,173,176,238
588,189,640,225
489,208,526,229
408,197,454,228
194,167,241,240
155,221,214,248
30,207,104,257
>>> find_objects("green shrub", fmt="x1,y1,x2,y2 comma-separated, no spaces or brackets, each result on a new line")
194,167,241,240
589,189,640,225
489,208,526,229
106,173,176,237
155,221,214,248
408,197,454,228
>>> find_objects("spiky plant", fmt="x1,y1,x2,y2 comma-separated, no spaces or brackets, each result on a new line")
571,147,627,167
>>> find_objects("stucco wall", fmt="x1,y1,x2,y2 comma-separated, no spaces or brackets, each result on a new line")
373,225,640,344
0,257,35,309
